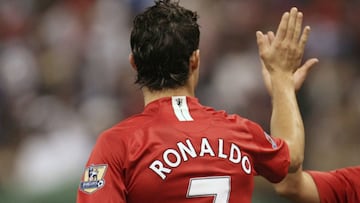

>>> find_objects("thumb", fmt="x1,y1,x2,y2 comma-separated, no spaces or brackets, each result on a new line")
294,58,319,91
300,58,319,73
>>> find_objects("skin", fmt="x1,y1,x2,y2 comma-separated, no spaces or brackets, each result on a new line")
259,8,321,203
130,6,310,178
129,50,200,106
256,7,317,173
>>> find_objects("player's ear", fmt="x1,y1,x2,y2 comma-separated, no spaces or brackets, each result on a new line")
189,49,200,72
129,53,137,71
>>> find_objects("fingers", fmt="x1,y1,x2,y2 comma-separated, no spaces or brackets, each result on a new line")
264,33,271,47
258,7,318,93
256,31,264,44
284,7,299,42
299,26,311,50
256,31,267,57
268,31,275,44
275,12,290,42
265,7,304,45
293,12,303,43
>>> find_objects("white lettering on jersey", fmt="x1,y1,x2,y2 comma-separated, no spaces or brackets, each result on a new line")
149,160,171,180
149,138,252,180
199,138,215,157
163,149,181,167
177,139,197,161
229,143,241,164
218,139,228,159
242,156,251,174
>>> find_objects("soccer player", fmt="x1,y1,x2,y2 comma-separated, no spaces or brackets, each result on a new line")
260,32,360,203
77,1,314,202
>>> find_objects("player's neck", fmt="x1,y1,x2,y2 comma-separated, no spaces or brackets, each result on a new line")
142,86,195,106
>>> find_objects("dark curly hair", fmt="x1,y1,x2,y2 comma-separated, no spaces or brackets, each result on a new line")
130,0,200,91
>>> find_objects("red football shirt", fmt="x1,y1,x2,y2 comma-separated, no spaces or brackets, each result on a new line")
77,96,290,203
307,166,360,203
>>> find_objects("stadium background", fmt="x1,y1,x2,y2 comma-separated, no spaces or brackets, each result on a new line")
0,0,359,202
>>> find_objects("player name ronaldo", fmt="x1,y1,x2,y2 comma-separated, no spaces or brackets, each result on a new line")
149,138,252,180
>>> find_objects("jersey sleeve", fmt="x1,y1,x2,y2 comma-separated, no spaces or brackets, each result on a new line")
306,166,360,203
76,130,127,203
246,121,290,183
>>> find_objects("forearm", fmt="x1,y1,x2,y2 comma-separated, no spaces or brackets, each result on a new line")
270,73,304,172
274,167,320,203
274,167,303,198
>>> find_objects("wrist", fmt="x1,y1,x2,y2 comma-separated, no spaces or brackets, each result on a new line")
270,73,295,91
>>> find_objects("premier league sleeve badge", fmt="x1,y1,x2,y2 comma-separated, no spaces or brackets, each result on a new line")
79,164,108,194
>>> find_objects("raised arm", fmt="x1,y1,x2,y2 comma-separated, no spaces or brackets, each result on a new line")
264,60,321,202
256,7,317,173
261,35,320,203
258,8,321,203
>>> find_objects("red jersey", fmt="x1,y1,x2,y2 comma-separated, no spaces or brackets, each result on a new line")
77,96,290,203
307,166,360,203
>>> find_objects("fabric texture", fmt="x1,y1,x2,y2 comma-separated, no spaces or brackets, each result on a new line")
77,96,290,203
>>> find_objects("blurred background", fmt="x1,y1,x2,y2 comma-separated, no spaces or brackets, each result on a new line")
0,0,359,202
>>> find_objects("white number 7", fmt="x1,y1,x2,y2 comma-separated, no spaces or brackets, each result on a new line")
186,176,231,203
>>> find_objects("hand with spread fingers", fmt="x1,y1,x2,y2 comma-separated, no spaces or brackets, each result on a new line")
257,8,360,203
255,7,312,174
257,7,319,95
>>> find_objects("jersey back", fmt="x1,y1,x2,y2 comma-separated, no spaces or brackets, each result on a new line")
77,96,290,203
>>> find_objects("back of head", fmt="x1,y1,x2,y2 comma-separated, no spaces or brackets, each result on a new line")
130,0,200,91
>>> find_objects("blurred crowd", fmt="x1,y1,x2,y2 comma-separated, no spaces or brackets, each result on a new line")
0,0,359,200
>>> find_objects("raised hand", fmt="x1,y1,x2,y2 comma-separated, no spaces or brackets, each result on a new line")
255,7,318,173
256,7,318,92
260,35,319,95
